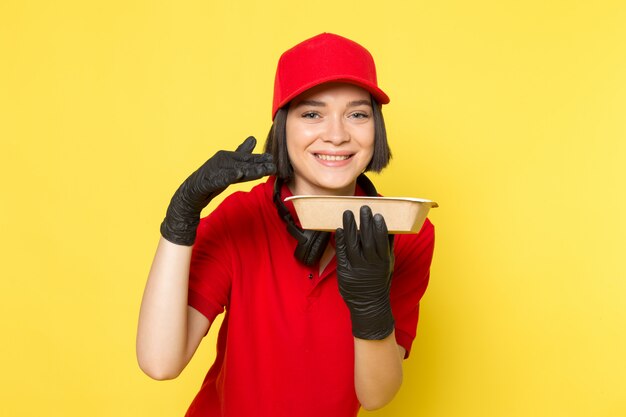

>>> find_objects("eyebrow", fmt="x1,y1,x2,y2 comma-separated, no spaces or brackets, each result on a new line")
347,99,372,107
295,99,325,107
293,99,372,108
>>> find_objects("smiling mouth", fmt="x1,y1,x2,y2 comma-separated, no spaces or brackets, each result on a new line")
314,153,353,161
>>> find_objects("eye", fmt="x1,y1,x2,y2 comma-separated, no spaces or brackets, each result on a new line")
301,111,321,119
349,111,370,119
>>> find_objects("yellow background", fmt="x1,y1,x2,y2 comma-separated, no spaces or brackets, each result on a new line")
1,1,625,416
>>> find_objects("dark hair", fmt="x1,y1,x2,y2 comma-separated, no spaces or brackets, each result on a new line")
264,97,392,180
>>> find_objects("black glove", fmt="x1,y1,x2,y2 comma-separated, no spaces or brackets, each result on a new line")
160,136,276,245
335,206,395,340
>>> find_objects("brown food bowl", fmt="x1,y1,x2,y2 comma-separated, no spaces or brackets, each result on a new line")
284,196,438,234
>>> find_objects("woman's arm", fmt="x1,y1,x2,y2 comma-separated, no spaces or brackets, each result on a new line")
136,137,275,379
336,206,403,409
136,238,209,380
354,333,405,410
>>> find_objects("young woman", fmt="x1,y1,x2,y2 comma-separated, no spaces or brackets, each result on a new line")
137,33,435,417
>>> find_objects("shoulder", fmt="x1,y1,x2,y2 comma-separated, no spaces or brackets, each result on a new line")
219,178,271,207
392,218,435,275
395,218,435,254
193,179,276,265
197,177,276,235
204,178,273,218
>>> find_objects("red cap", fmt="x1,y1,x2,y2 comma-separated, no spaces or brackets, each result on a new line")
272,33,390,120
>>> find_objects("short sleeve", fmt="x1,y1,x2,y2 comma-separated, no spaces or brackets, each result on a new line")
390,219,435,358
188,200,236,324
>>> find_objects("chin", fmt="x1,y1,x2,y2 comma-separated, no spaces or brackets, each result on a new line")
315,176,357,194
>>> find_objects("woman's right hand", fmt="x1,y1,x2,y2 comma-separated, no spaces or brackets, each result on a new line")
160,136,276,246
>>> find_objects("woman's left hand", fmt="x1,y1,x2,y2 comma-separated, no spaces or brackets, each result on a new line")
335,206,395,340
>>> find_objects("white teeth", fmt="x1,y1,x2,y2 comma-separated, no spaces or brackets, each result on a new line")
315,154,350,161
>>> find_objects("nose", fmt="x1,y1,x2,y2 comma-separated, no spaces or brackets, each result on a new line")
322,115,350,145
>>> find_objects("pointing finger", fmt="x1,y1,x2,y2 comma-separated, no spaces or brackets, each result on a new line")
235,136,257,153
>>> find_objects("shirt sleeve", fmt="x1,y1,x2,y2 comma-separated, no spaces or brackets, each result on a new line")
188,198,236,324
390,218,435,358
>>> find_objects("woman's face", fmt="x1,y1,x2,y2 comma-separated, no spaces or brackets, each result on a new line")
285,82,375,196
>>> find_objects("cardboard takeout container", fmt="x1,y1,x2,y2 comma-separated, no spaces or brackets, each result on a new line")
284,196,439,234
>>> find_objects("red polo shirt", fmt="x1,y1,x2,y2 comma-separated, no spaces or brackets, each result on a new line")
186,176,434,417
